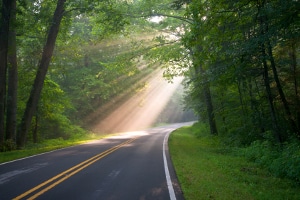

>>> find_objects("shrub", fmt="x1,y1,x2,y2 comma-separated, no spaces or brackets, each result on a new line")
243,138,300,183
0,139,17,152
271,140,300,182
192,122,210,138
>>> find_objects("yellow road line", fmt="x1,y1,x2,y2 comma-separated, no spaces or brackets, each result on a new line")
13,137,138,200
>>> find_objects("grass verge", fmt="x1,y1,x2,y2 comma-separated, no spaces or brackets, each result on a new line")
169,123,300,200
0,132,113,164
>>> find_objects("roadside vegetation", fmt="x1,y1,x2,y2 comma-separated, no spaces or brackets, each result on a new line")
169,123,300,200
0,129,113,164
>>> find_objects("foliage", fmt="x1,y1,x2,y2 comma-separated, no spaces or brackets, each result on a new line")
243,138,300,183
0,139,17,152
1,0,157,148
178,0,300,143
169,123,300,199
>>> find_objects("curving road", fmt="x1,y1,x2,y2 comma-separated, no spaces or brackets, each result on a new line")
0,122,193,200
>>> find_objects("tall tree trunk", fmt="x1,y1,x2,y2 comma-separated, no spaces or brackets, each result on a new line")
6,0,17,141
262,8,300,136
237,79,247,124
203,81,218,135
289,42,300,131
257,0,282,143
192,45,218,135
261,46,282,143
267,40,299,137
249,78,265,133
195,64,218,135
0,0,12,147
17,0,66,148
33,113,38,144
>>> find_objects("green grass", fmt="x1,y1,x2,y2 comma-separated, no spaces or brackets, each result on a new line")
0,132,113,164
169,124,300,200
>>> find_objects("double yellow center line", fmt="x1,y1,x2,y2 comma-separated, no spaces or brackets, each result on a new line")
13,137,138,200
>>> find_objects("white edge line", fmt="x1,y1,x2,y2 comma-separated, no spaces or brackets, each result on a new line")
0,135,121,166
0,145,74,166
163,131,177,200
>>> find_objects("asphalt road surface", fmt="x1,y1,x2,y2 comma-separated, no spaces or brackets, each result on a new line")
0,122,193,200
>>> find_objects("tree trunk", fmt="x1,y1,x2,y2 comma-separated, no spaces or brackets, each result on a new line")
6,0,17,141
33,113,38,144
289,42,300,131
17,0,66,148
237,79,247,125
194,64,218,135
261,7,300,137
257,0,282,143
261,46,282,143
249,78,265,133
267,39,299,137
0,0,12,146
203,81,218,135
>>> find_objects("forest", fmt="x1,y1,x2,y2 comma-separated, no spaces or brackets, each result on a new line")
0,0,299,181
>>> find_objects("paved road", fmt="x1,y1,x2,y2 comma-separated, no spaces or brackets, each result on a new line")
0,122,193,200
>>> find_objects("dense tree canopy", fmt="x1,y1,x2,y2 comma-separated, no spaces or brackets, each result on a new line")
179,0,300,143
0,0,193,149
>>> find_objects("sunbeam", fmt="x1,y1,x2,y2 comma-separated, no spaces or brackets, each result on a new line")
87,69,183,133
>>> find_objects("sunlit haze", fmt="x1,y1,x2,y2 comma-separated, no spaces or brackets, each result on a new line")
87,69,183,133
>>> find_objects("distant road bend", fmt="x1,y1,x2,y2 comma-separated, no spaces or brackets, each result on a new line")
0,122,193,200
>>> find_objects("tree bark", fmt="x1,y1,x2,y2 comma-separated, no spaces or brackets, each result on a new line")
259,32,282,142
289,42,300,131
263,50,282,143
33,113,38,143
6,0,17,141
260,4,300,137
203,81,218,135
261,46,281,143
267,39,299,137
194,64,218,135
257,0,282,143
0,0,13,146
17,0,66,148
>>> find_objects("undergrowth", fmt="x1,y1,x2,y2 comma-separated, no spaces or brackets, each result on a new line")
169,122,300,200
242,138,300,183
